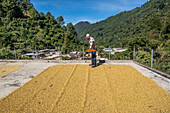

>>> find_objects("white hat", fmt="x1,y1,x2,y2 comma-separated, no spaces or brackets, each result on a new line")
86,34,90,37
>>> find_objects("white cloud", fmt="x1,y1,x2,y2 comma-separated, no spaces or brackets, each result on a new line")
133,0,148,5
32,0,134,12
31,0,149,24
73,19,97,25
119,0,148,6
32,0,148,11
90,2,129,11
118,0,129,5
63,15,103,25
70,17,100,25
32,1,51,6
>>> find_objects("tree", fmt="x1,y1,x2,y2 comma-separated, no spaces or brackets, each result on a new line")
0,47,15,59
67,23,77,38
0,4,4,17
0,19,2,26
63,32,69,54
128,37,150,50
0,0,80,59
29,7,38,18
39,12,45,19
57,16,64,25
45,12,52,20
136,50,152,66
151,18,162,31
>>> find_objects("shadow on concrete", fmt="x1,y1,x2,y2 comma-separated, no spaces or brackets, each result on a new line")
88,62,104,68
97,62,105,67
90,62,105,68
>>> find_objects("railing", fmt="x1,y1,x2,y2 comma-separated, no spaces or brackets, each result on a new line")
0,46,169,74
97,46,169,74
133,46,169,74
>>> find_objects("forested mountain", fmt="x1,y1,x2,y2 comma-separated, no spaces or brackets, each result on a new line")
76,0,169,49
0,0,80,59
75,0,169,74
74,21,90,40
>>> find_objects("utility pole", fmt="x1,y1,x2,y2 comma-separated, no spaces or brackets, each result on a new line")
151,49,153,68
58,46,61,60
109,46,111,60
14,47,16,59
82,46,84,60
13,43,24,59
133,46,135,60
35,46,37,59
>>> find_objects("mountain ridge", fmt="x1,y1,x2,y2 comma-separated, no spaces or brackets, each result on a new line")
75,0,169,48
74,21,91,40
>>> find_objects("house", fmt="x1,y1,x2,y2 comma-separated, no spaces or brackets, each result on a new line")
113,48,127,52
103,48,127,54
44,54,59,60
24,52,45,59
39,49,50,53
70,54,77,59
70,51,78,54
103,48,112,52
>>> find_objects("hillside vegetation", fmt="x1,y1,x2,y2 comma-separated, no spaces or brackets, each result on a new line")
76,0,169,49
75,0,170,74
74,21,91,40
0,0,80,59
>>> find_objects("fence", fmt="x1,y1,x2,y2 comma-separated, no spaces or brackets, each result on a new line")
0,45,169,74
133,46,169,74
97,46,169,74
0,45,89,60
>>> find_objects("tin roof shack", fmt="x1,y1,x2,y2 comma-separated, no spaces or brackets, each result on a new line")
43,51,62,60
44,54,59,60
39,49,61,60
113,48,127,52
39,49,57,54
70,51,77,54
61,54,77,60
39,49,50,52
39,49,51,56
44,50,63,60
24,52,45,59
70,54,77,60
70,51,82,58
50,51,61,56
76,51,82,58
61,55,71,60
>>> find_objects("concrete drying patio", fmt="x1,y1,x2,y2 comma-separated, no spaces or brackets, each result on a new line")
0,61,169,112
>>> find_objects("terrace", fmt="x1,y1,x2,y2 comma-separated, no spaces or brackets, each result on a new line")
0,60,169,112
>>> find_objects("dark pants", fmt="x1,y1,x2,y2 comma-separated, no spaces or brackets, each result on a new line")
91,48,96,66
91,51,96,61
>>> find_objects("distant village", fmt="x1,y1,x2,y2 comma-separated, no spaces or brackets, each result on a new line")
24,49,83,60
23,48,127,60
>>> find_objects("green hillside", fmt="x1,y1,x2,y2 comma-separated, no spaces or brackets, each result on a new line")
77,0,169,48
0,0,80,59
74,21,90,40
75,0,170,74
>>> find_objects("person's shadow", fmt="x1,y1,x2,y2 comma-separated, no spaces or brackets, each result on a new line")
96,60,105,67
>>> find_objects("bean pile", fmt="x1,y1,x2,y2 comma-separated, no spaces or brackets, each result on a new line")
0,65,169,112
0,65,23,78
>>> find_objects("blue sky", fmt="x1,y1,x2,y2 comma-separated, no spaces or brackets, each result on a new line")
31,0,148,25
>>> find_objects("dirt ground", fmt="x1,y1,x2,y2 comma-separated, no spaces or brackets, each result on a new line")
0,64,169,113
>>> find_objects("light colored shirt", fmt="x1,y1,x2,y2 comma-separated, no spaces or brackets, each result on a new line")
89,37,95,49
